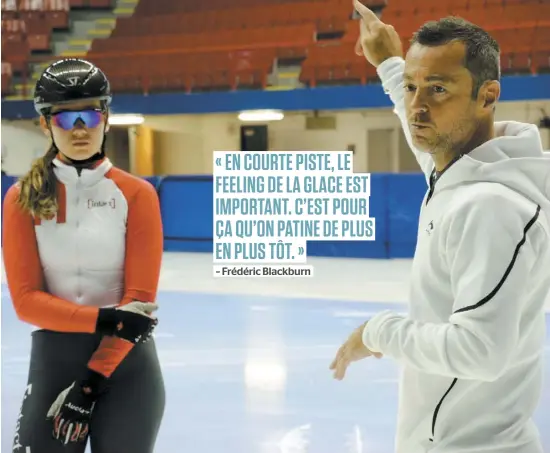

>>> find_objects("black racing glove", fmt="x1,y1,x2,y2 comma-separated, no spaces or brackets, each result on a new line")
96,301,159,344
46,369,106,445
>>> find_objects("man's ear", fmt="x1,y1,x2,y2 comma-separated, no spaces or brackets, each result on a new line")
480,80,500,110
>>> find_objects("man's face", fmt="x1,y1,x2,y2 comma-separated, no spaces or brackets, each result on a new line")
403,41,483,155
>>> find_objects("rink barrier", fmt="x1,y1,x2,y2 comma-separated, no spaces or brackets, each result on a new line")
1,172,427,259
159,173,427,259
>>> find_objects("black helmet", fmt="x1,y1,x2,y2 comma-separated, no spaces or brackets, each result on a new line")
33,58,112,115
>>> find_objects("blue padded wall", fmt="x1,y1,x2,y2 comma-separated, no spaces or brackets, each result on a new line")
387,173,428,258
157,173,427,259
307,174,388,258
1,172,427,259
159,176,214,253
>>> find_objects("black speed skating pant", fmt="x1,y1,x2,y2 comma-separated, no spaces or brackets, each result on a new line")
12,329,165,453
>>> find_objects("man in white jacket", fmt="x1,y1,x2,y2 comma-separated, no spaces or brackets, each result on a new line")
330,2,550,452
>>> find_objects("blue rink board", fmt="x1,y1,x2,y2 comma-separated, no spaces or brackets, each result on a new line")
159,173,428,258
1,172,427,259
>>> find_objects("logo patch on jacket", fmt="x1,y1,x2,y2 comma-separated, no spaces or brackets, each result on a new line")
88,199,116,209
426,221,434,235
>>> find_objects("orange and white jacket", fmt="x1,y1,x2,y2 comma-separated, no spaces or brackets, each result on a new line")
2,156,163,377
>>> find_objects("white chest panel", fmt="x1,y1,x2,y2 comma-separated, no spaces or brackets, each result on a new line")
34,160,128,307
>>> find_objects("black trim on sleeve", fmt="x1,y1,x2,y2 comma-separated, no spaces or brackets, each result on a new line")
454,205,540,315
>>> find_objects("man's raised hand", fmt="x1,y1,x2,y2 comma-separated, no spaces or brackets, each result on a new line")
353,0,403,67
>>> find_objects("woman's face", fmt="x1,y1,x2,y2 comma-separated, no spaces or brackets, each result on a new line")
40,99,109,161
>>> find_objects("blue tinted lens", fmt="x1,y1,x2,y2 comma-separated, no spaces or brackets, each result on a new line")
52,110,103,130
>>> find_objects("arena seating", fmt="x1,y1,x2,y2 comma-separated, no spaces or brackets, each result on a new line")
91,0,550,91
1,1,69,78
0,0,112,95
84,0,353,92
2,62,13,94
1,0,549,97
92,48,280,93
111,2,354,37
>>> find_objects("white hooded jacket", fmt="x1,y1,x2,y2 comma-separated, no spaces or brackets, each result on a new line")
362,57,550,453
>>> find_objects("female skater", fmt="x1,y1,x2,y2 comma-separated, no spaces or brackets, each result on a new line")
2,58,165,453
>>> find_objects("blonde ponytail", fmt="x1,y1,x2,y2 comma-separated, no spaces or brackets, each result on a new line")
17,146,59,219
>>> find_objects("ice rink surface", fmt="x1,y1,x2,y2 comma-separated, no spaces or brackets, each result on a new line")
2,253,549,452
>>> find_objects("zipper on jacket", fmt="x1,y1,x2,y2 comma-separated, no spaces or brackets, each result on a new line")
429,378,458,442
75,175,82,302
425,153,464,205
426,169,436,204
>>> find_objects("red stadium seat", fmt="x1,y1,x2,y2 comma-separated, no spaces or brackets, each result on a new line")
2,0,548,95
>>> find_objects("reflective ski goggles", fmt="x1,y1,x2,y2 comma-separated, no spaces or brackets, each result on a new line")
50,109,104,130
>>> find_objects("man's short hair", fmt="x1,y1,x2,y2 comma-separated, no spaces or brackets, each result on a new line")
410,17,501,98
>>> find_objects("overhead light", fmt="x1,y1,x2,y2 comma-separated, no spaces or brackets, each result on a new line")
238,109,284,122
108,114,145,126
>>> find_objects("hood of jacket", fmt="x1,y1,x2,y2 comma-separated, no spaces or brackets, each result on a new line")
434,120,550,228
